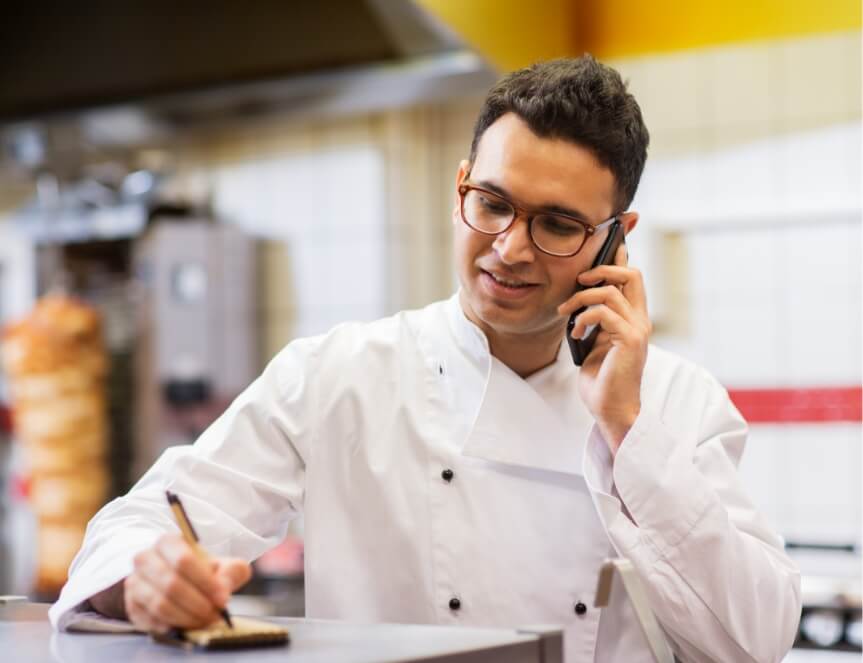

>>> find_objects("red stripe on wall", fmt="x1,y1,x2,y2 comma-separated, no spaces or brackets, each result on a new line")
0,403,10,435
727,387,862,423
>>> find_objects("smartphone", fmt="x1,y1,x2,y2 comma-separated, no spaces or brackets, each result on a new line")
566,220,625,366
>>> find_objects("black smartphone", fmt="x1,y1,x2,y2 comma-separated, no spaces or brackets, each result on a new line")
566,220,625,366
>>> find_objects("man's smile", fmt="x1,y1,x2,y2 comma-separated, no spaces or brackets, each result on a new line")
478,268,541,299
482,269,536,287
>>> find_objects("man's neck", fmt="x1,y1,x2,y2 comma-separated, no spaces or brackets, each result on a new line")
485,326,563,378
458,292,565,378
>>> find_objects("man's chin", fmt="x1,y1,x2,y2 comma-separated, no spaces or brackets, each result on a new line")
467,293,559,337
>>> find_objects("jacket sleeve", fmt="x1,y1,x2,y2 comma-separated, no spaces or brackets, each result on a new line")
49,336,322,630
583,368,802,663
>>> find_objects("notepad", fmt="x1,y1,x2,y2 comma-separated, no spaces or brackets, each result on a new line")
153,616,289,650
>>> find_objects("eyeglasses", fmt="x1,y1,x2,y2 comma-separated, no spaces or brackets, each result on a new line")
457,181,618,257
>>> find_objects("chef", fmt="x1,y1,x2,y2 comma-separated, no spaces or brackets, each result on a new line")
50,56,801,662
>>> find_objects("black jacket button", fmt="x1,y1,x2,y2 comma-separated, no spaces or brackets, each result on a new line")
449,597,461,611
441,468,454,482
574,601,587,615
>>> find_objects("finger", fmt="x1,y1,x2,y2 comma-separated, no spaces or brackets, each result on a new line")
558,285,634,322
580,332,614,366
156,535,227,607
617,265,647,317
130,572,212,628
576,265,648,317
572,304,649,353
571,301,651,354
614,242,628,267
125,595,151,631
124,576,173,633
577,264,634,286
569,304,629,341
124,576,147,629
214,558,253,593
128,598,170,634
135,550,221,622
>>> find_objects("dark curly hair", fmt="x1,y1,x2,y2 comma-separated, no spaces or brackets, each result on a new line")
469,55,650,211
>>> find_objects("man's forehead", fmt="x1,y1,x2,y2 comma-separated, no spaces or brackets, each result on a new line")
471,114,618,218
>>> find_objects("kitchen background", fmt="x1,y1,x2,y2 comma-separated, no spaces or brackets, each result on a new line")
0,1,859,659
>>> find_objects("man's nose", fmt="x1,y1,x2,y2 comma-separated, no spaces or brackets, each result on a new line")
492,217,535,265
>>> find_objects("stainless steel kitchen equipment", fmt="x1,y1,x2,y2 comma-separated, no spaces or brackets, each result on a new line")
133,218,257,471
789,545,862,656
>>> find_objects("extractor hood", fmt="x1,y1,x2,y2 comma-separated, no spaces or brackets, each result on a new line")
0,0,496,171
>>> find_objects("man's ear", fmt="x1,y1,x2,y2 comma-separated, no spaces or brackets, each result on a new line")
619,211,639,236
452,160,471,225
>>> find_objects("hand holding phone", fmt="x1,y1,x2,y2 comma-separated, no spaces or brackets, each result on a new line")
566,220,625,366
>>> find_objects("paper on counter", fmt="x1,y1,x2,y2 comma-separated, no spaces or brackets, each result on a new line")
57,608,141,634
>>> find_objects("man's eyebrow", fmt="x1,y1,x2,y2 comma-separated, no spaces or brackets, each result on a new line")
476,178,592,222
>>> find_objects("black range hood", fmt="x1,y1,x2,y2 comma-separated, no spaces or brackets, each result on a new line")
1,0,491,121
0,0,495,171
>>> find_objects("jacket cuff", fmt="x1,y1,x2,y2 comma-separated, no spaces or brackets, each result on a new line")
610,408,714,556
582,425,644,559
49,529,157,630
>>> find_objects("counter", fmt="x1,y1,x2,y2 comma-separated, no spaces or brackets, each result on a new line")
5,602,853,662
3,603,562,663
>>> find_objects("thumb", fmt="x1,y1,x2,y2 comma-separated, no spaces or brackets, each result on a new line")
213,558,253,592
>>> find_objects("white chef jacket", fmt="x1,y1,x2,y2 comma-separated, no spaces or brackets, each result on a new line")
51,293,801,663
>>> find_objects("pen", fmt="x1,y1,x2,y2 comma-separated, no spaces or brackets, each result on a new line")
165,490,234,629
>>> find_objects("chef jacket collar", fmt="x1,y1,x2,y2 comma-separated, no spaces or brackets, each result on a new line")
444,290,573,385
444,291,491,367
446,292,583,477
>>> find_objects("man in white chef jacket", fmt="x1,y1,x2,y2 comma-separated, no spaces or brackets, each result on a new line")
51,56,801,662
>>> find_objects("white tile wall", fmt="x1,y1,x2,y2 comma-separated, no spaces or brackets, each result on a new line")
178,103,474,349
707,42,773,130
777,125,862,212
676,218,861,387
781,424,861,545
660,214,861,543
738,423,862,546
636,122,861,229
622,54,707,134
737,425,792,535
205,144,388,343
771,32,862,127
624,32,862,544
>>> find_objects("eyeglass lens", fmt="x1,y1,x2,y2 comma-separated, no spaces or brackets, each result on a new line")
462,189,587,256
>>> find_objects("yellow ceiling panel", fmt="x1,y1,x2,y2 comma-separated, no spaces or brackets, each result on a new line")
416,0,576,71
578,0,862,59
416,0,861,68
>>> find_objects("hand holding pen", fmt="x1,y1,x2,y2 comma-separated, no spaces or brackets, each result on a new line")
166,490,234,629
105,492,252,633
